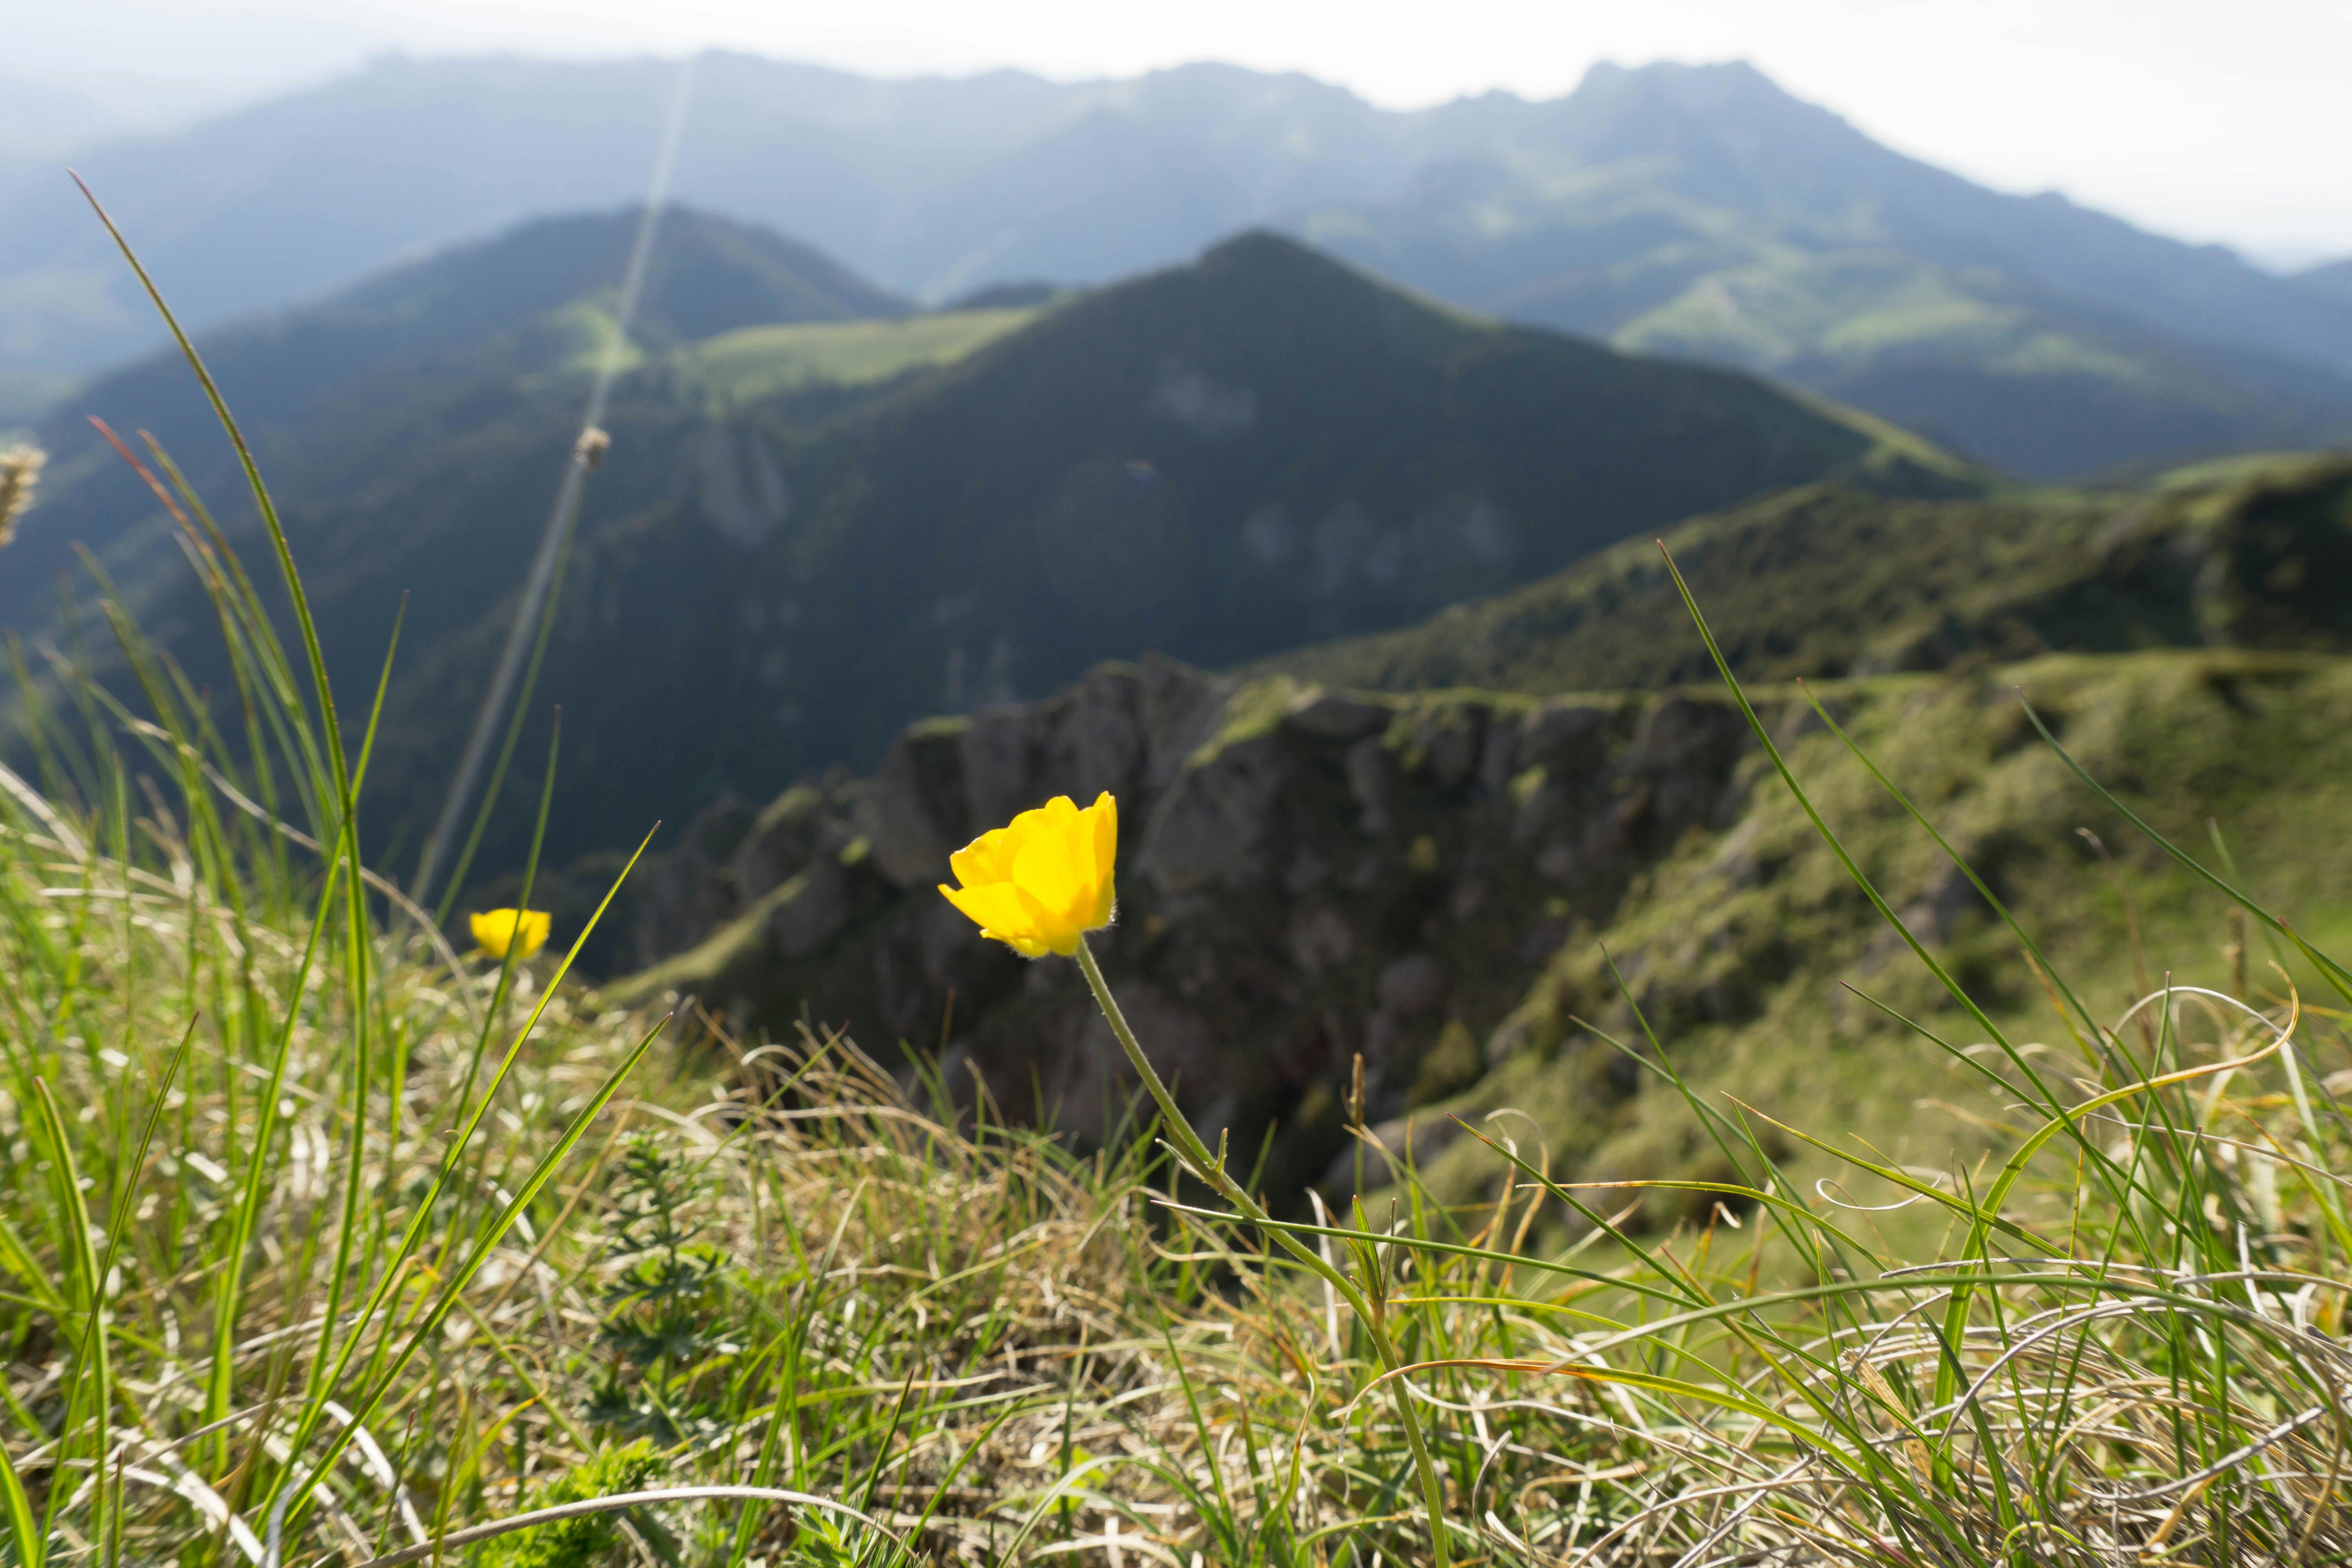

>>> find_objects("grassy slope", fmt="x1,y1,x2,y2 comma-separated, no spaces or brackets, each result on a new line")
15,486,2352,1562
1224,454,2352,1207
1269,453,2352,697
670,305,1040,406
26,686,2351,1564
1416,647,2352,1212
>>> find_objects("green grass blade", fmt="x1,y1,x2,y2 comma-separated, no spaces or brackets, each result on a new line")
2018,694,2352,1005
279,1012,668,1533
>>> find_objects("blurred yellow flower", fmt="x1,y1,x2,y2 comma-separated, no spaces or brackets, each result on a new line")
939,792,1117,958
470,907,551,961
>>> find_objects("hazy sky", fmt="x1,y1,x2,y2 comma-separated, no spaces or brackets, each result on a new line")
11,0,2352,265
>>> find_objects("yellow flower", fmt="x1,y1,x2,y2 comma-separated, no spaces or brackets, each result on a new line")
938,792,1118,958
470,907,551,961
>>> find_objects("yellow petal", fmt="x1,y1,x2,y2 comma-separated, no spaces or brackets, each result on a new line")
470,907,549,961
471,908,514,958
948,824,1021,889
1003,797,1063,843
1012,829,1083,927
940,880,1060,956
1085,792,1118,929
940,879,1023,933
1048,792,1102,912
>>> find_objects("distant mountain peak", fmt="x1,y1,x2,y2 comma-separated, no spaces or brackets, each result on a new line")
2299,258,2352,305
326,202,909,350
1553,54,1872,156
1176,230,1453,332
1196,227,1357,278
1576,57,1782,93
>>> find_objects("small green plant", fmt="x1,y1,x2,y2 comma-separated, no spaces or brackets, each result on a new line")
589,1134,734,1445
476,1440,665,1568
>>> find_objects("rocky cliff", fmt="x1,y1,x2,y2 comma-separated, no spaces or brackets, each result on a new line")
603,657,1760,1198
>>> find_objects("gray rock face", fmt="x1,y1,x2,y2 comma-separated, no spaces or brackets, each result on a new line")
610,655,1757,1201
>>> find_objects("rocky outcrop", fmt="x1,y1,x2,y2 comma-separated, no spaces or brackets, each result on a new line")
594,635,2352,1226
608,655,1758,1200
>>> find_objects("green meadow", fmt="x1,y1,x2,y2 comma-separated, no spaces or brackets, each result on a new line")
4,203,2351,1568
670,309,1042,409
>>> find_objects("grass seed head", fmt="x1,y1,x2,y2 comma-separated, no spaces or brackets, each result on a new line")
0,445,44,548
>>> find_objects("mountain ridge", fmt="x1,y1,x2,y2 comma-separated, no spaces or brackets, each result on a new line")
4,210,1965,888
1263,452,2352,697
359,225,1965,872
7,53,2350,473
1303,60,2352,476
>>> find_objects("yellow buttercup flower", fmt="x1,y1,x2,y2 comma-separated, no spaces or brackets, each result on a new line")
470,907,551,961
938,792,1117,957
935,786,1447,1561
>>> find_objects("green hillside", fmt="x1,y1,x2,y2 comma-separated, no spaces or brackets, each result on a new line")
4,205,910,639
1269,453,2352,695
671,306,1040,407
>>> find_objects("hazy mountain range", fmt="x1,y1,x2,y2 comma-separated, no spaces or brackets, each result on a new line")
2302,260,2352,306
5,53,2352,475
13,207,1960,874
0,77,139,163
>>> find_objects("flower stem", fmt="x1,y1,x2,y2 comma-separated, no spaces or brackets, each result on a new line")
1074,935,1453,1567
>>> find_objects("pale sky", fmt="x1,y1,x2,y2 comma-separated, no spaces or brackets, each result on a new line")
10,0,2352,266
